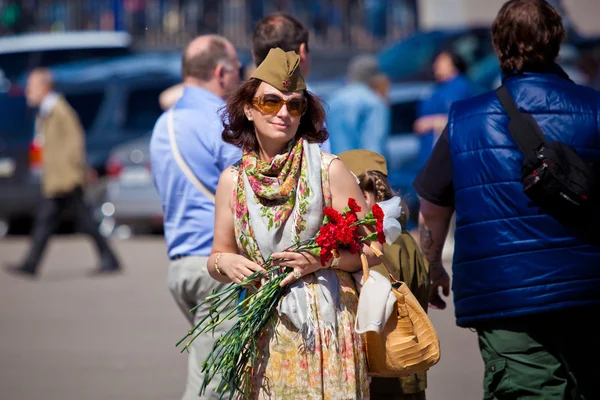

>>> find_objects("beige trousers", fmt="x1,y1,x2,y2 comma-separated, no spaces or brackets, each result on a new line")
168,256,237,400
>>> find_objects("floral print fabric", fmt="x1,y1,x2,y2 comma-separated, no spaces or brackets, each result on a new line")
231,149,369,400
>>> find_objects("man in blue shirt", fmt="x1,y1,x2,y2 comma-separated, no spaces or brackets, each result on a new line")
150,34,241,400
326,55,390,157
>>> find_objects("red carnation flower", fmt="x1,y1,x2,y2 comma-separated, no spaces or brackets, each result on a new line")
316,223,339,266
319,247,334,266
376,221,386,244
372,204,384,222
347,198,361,213
324,207,342,224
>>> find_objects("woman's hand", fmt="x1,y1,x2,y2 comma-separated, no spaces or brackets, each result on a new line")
215,253,266,284
271,251,323,287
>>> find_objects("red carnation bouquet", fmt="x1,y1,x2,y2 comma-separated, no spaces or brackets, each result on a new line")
315,198,386,266
176,197,402,400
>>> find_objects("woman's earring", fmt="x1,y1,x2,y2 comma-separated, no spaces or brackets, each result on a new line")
246,115,253,121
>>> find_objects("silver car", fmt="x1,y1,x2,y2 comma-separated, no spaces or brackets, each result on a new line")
98,134,162,238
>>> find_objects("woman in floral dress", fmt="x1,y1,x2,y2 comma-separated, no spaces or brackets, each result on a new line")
206,48,381,399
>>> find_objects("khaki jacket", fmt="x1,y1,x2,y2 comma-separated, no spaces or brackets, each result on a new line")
37,96,86,197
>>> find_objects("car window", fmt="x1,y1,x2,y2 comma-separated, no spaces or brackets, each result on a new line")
39,47,131,68
123,86,168,132
451,31,493,67
379,31,449,80
379,29,495,82
64,91,105,131
0,47,131,81
390,100,419,134
0,53,31,80
0,94,34,142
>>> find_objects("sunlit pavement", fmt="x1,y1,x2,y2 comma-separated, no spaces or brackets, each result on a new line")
0,236,482,400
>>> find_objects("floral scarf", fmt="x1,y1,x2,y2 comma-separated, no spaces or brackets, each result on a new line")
234,138,339,348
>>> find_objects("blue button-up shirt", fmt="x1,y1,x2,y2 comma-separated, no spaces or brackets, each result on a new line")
150,86,242,258
325,82,390,157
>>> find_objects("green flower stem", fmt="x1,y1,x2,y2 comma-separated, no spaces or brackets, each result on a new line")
178,240,313,399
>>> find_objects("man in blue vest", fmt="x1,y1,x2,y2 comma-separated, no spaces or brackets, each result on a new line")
413,1,600,398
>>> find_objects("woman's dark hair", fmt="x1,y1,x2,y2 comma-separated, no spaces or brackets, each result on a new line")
492,0,565,73
221,78,329,152
437,49,468,75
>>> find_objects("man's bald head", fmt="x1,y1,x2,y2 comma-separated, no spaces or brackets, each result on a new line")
182,35,236,82
26,68,54,107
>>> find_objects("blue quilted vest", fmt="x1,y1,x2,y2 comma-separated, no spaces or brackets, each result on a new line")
448,67,600,327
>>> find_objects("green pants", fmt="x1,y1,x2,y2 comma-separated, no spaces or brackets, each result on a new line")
477,309,599,400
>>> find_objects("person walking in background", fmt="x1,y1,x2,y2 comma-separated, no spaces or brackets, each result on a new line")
339,149,430,400
251,11,331,152
326,54,391,157
413,49,477,167
414,1,600,398
149,34,242,400
6,68,121,278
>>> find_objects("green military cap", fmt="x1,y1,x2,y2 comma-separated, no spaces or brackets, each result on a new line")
251,48,307,92
338,149,388,177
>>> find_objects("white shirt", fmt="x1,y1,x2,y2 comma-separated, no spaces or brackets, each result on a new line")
34,92,59,146
39,92,59,117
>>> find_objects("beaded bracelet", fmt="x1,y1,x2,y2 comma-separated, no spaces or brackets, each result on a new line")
214,253,227,276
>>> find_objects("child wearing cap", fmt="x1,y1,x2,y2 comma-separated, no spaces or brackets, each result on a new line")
339,149,430,400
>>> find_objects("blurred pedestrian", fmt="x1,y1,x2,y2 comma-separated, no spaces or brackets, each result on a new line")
326,54,391,157
149,34,242,400
340,149,429,400
414,1,600,398
413,49,477,167
6,68,121,277
251,12,332,152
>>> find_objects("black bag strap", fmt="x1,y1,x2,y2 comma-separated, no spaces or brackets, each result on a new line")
495,85,547,162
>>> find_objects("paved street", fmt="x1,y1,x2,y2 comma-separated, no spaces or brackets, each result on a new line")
0,236,483,400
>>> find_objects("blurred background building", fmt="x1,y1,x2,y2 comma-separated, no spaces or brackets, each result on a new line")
0,0,420,50
2,1,599,50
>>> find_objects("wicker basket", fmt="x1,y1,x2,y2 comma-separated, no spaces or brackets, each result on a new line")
360,250,441,377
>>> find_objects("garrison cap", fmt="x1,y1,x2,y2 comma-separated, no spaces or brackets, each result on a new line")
251,48,306,92
338,150,388,177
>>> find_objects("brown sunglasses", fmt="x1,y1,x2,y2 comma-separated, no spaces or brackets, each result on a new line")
251,94,307,117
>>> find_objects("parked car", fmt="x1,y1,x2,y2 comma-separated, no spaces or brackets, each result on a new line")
0,31,133,88
99,134,163,238
378,27,494,83
0,52,181,235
